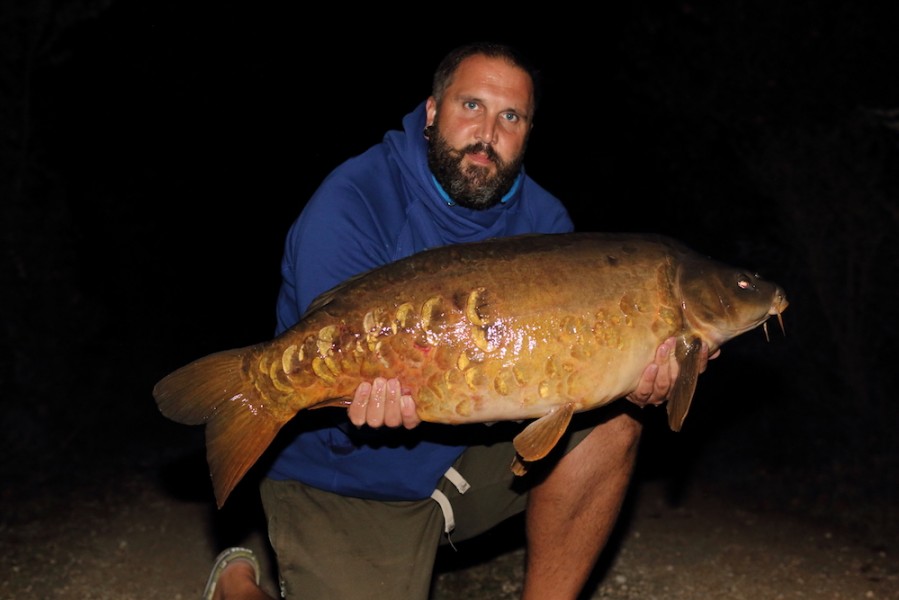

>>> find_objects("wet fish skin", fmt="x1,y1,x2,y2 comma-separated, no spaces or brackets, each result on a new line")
153,232,788,508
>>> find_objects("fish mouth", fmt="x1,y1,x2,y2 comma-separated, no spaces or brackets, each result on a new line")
764,288,789,340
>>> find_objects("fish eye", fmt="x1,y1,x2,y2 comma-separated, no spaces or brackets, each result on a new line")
737,274,756,290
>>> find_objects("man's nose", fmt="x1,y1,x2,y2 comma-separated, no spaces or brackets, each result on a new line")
476,118,498,145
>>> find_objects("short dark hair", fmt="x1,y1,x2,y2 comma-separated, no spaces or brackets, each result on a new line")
432,42,542,114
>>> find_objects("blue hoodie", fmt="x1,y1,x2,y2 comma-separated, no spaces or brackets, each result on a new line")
266,101,574,500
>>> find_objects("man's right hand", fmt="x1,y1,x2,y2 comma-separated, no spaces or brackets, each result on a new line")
349,377,421,429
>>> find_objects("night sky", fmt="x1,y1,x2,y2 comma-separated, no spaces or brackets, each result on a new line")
3,1,899,542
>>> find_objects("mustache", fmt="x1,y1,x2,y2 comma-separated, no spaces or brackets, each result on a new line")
462,142,500,163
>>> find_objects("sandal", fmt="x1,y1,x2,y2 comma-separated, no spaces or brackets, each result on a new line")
202,546,261,600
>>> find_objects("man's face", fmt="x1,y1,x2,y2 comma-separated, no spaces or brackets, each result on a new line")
425,55,534,210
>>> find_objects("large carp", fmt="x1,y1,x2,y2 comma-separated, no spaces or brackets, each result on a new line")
154,232,788,508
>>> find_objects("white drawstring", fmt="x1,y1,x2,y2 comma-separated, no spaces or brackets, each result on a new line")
429,466,471,549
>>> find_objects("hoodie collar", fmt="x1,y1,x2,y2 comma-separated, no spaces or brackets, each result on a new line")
429,172,523,207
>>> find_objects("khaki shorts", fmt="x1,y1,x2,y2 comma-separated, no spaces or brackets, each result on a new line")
260,406,629,599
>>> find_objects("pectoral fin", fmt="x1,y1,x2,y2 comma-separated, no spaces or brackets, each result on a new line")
511,403,576,475
666,337,703,431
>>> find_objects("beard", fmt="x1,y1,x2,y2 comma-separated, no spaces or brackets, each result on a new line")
426,124,526,210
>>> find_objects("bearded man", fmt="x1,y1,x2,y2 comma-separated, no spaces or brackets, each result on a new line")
202,42,710,600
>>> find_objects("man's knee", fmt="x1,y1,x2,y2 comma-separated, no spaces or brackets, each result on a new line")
585,408,643,457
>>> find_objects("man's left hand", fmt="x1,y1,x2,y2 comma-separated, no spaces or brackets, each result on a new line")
626,337,718,408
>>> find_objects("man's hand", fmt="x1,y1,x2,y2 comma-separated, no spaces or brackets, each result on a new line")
626,337,719,408
348,377,421,429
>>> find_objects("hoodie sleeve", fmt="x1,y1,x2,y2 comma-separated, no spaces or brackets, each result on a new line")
275,149,409,333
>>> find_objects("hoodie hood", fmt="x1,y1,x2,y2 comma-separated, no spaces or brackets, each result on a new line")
383,101,527,243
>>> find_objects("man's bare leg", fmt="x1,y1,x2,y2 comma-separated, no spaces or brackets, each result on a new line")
521,410,642,600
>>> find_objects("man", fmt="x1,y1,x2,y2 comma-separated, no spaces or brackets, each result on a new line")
203,42,711,600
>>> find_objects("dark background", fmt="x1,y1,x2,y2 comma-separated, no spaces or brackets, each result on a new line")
2,1,898,544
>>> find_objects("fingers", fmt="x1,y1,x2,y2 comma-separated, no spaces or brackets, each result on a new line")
651,338,676,399
627,338,720,407
696,342,722,374
347,380,374,427
698,343,709,373
626,362,658,407
348,377,420,429
400,395,422,430
626,337,677,407
354,377,389,428
381,378,402,428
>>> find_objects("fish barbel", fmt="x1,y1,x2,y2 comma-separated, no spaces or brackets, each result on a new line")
153,232,788,507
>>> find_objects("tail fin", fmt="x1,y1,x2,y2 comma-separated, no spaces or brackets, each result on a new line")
153,348,284,508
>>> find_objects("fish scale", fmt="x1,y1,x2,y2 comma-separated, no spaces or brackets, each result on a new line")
153,232,788,508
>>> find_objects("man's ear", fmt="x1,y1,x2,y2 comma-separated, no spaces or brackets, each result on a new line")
425,96,437,127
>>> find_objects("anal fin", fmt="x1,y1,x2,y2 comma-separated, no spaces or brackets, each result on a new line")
511,403,576,476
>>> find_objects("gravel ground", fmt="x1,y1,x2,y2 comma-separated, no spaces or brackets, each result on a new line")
2,426,897,600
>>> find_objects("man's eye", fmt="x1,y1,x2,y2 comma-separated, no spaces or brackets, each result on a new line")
502,113,519,123
464,101,478,110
